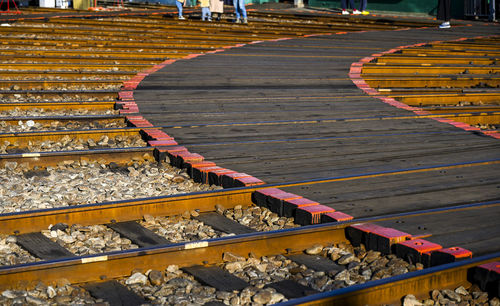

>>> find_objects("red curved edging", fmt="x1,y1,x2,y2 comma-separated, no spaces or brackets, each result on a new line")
349,35,500,140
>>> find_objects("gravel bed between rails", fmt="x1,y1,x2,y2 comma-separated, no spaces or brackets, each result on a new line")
2,84,122,91
0,159,222,213
0,134,146,154
0,108,119,117
0,120,126,133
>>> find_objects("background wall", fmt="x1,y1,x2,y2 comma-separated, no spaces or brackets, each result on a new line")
304,0,466,19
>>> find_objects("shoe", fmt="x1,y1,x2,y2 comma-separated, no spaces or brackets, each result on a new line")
439,21,450,29
235,18,241,23
242,17,248,24
361,10,369,15
208,18,212,21
341,9,349,15
178,16,185,20
352,9,361,14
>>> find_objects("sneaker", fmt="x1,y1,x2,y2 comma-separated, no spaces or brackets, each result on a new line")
361,10,369,15
352,9,361,14
235,18,241,23
439,21,450,29
341,9,349,15
242,17,248,24
178,16,185,20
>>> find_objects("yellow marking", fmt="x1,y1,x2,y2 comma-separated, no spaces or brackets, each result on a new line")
378,89,392,92
421,63,432,66
22,153,41,158
81,255,108,264
376,63,386,65
185,241,209,249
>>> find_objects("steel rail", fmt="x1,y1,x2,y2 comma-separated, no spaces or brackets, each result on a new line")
0,55,163,64
362,66,499,74
390,92,500,105
401,48,500,56
0,71,136,78
0,39,224,50
0,26,286,41
375,56,498,65
365,77,500,88
0,63,150,71
0,200,498,291
36,17,358,32
0,49,191,59
0,37,227,48
431,42,500,50
423,106,500,114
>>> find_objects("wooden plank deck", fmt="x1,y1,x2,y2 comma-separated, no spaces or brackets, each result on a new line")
134,22,500,255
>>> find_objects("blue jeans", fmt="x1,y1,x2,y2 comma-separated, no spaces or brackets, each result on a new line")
202,7,210,20
233,0,246,19
176,0,183,17
341,0,366,10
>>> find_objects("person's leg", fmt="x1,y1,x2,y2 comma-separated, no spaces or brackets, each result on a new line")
176,0,183,17
233,0,240,21
239,0,247,19
341,0,347,9
359,0,367,11
437,0,449,21
437,0,451,28
349,0,355,9
444,0,450,21
489,0,496,21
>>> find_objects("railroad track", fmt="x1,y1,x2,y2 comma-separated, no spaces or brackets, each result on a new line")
0,5,499,305
361,36,500,134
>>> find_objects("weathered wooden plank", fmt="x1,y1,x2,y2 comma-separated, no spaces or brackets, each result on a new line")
287,254,345,275
266,279,319,299
16,232,74,260
107,221,170,248
194,212,256,235
182,265,250,291
83,280,148,306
